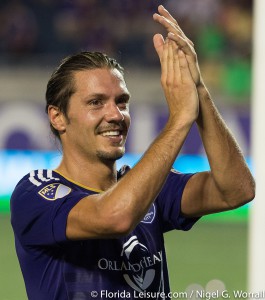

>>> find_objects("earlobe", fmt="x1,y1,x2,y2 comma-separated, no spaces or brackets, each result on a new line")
48,105,67,133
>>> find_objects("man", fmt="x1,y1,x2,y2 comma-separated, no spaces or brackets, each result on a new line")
11,5,254,300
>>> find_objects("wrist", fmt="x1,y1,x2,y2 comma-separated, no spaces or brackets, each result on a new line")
197,81,207,93
197,82,211,101
166,114,194,133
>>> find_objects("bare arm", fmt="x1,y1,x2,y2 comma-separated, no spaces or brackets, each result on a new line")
182,85,255,216
66,39,199,239
153,5,255,217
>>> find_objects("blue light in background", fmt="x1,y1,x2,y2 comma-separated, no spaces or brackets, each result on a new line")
0,150,253,196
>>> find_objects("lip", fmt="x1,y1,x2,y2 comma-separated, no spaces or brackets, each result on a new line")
98,127,127,136
100,133,124,144
96,124,128,145
100,129,122,136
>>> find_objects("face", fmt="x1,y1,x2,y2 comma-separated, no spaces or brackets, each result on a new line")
62,68,131,163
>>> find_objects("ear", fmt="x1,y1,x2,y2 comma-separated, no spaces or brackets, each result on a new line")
48,105,67,134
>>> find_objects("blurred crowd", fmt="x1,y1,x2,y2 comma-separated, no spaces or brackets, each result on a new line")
0,0,253,103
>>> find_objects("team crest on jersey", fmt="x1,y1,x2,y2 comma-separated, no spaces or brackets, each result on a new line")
141,204,156,224
38,183,71,201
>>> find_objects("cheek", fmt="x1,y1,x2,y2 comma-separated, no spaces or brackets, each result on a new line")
67,113,95,137
85,112,105,133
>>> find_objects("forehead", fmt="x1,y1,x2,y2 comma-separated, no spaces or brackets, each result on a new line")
73,68,128,95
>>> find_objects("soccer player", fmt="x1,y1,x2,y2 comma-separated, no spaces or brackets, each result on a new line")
11,5,255,300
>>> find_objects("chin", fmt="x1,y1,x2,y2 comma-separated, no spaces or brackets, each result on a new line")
96,148,125,162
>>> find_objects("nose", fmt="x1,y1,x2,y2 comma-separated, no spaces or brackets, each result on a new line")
104,103,125,123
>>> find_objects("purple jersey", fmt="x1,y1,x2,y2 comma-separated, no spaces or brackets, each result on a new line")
11,168,199,300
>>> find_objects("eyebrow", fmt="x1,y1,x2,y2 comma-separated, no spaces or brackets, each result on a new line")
85,92,131,101
116,93,131,101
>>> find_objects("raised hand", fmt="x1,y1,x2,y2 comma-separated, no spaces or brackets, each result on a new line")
154,36,199,125
153,5,203,87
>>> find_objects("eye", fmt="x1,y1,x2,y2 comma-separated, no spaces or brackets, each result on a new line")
88,99,104,107
117,97,129,110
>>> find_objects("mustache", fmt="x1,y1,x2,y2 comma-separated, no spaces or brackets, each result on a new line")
95,122,127,134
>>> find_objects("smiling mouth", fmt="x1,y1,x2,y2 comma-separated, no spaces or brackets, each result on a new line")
99,130,126,145
101,130,122,137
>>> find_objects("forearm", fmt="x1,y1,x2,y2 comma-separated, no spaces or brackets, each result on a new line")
196,84,255,206
67,119,192,240
98,42,198,234
152,5,255,217
100,119,192,230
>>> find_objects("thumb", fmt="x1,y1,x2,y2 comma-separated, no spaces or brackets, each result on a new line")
153,34,165,59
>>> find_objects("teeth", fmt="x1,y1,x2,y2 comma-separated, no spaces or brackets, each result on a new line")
101,131,120,137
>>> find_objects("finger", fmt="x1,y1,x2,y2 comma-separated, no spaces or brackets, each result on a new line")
153,13,182,37
167,39,174,85
153,33,165,60
167,33,195,60
158,5,189,41
169,33,201,86
171,40,181,84
178,50,193,84
160,38,169,86
154,8,194,47
158,5,178,26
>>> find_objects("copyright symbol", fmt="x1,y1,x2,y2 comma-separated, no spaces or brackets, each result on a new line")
91,291,98,298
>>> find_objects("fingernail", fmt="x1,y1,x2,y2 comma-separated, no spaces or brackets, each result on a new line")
168,32,174,37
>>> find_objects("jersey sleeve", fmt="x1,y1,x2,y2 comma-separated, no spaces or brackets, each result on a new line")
10,170,90,247
156,170,200,232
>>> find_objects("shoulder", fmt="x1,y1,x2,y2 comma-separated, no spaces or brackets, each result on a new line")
11,169,72,203
27,169,61,187
13,169,62,191
11,170,81,245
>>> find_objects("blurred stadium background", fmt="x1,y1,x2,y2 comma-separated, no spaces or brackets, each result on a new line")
0,0,253,299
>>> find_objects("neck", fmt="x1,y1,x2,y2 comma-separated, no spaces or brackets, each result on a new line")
56,151,117,192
